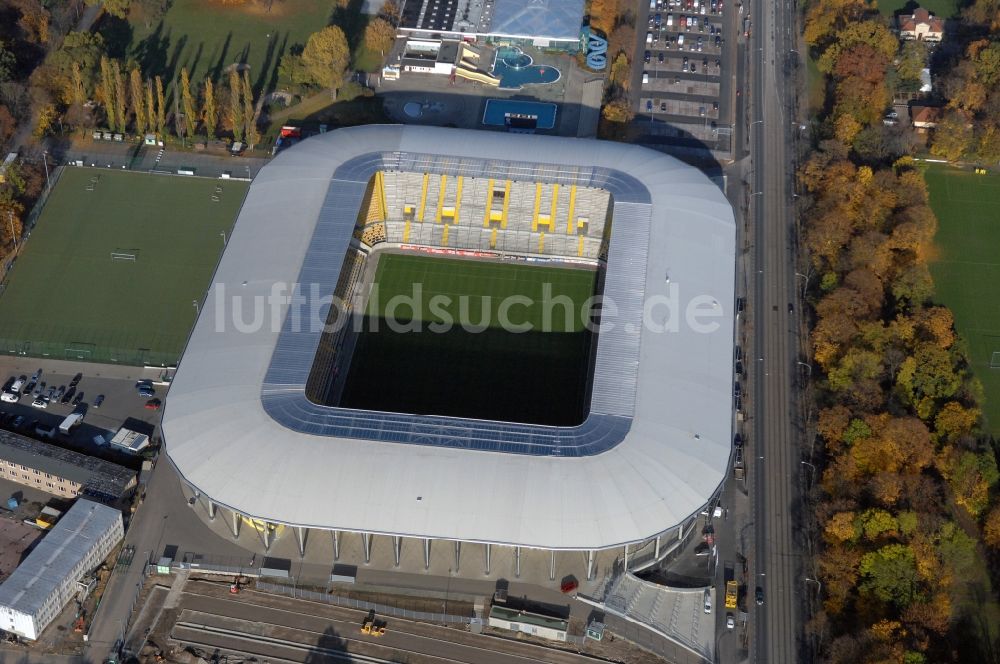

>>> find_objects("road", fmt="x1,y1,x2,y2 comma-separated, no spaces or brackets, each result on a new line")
748,0,804,658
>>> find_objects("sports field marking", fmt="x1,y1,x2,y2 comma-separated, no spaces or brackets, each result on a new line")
0,167,249,365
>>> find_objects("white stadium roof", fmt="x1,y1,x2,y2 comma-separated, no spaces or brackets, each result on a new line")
162,125,736,551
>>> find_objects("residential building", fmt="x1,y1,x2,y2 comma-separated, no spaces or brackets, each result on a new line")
0,499,123,640
898,8,944,42
911,104,942,130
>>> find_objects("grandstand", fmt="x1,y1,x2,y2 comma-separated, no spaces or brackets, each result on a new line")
359,170,612,258
162,125,736,584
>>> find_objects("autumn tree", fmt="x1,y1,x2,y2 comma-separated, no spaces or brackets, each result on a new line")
144,78,155,137
87,0,132,19
203,78,217,140
154,76,165,136
112,59,127,133
181,67,196,139
301,26,351,91
100,56,116,130
364,17,395,55
32,31,105,105
929,112,974,162
129,66,146,134
228,68,243,142
241,70,259,149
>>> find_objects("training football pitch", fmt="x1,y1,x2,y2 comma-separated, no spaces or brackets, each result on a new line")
340,253,599,426
0,167,248,366
925,165,1000,434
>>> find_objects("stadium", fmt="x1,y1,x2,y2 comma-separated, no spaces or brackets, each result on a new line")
162,125,736,580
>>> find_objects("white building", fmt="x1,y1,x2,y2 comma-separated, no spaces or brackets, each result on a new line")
0,499,123,640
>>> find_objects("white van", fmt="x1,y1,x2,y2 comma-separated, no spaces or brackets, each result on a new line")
703,589,712,613
667,13,674,25
59,412,84,435
678,33,685,47
642,72,650,85
646,31,653,44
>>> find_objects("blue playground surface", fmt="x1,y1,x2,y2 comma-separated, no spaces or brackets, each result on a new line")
492,47,561,89
482,99,558,130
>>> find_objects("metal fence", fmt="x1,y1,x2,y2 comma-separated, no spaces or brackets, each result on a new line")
255,581,473,625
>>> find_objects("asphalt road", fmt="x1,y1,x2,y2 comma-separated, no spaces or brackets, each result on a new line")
748,0,804,658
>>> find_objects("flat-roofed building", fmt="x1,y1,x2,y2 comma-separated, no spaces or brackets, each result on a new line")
0,431,137,502
0,499,123,640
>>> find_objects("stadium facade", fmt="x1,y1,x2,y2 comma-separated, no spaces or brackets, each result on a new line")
162,125,736,578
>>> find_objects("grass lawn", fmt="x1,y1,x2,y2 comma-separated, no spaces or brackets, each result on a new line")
806,52,825,115
109,0,336,95
340,254,597,426
925,165,1000,435
0,168,248,366
876,0,958,17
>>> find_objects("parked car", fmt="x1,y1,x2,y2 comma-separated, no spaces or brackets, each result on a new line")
54,386,66,402
32,382,45,398
660,101,667,111
755,587,764,605
139,387,155,398
31,397,48,409
658,52,664,63
726,613,735,629
93,394,105,409
73,392,85,406
734,433,744,448
644,50,651,63
62,386,75,404
12,415,25,430
70,372,83,388
145,398,162,411
703,589,712,613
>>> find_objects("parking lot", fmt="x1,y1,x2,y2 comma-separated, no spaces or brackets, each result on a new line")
632,0,741,155
0,357,166,465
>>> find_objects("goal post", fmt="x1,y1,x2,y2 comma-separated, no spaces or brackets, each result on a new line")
110,252,137,262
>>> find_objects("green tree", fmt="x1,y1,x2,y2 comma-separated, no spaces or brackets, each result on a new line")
943,451,999,518
895,40,926,87
180,67,196,139
858,543,920,607
33,32,105,105
0,40,15,83
277,53,311,86
202,78,217,140
301,26,351,91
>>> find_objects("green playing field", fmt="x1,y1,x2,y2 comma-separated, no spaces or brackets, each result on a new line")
925,165,1000,434
339,253,599,426
0,167,248,366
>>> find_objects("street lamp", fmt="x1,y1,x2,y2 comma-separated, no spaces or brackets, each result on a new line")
796,361,812,376
192,300,199,317
805,577,822,594
42,150,51,193
7,210,16,252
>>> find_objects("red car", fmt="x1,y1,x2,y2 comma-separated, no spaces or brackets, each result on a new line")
144,398,162,411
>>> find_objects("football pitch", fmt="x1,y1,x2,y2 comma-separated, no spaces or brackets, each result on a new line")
340,253,599,426
925,166,1000,434
0,167,248,366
